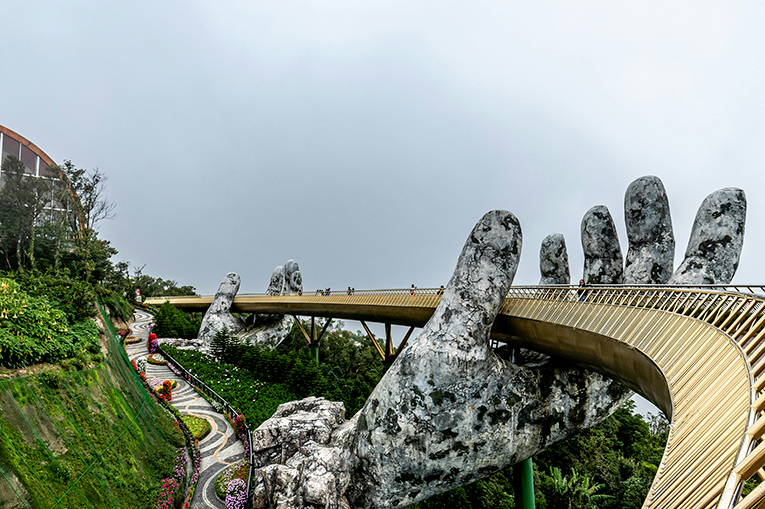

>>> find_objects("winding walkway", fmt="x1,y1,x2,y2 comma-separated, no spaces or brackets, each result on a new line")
126,310,244,509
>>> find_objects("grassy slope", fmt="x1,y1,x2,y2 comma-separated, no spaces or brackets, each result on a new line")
0,304,181,509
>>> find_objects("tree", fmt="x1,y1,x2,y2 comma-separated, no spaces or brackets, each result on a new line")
0,156,51,271
55,161,116,282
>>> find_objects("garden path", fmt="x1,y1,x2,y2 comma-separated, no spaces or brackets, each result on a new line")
126,310,244,509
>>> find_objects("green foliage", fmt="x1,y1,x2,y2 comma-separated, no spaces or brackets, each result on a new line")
181,415,211,440
153,301,197,339
0,312,184,508
210,326,232,358
0,277,100,368
11,269,95,323
134,273,197,298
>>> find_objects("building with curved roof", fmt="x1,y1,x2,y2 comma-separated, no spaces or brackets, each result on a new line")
0,124,79,221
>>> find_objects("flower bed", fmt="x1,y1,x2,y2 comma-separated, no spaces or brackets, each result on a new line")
181,414,211,440
148,353,167,365
153,449,186,509
147,333,158,354
215,458,250,500
125,335,142,345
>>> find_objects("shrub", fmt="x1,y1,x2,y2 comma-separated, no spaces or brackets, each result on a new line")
148,353,167,365
181,415,212,440
41,369,64,389
153,301,198,339
215,459,250,500
0,277,100,368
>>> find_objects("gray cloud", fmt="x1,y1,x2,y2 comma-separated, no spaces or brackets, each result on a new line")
2,0,764,294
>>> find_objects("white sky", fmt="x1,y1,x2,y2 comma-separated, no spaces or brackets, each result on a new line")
3,1,764,297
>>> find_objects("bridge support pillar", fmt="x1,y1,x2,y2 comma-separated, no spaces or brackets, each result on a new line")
291,315,332,364
309,344,319,364
361,321,416,365
513,458,535,509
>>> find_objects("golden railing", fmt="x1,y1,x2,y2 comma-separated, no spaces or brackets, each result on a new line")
146,285,765,509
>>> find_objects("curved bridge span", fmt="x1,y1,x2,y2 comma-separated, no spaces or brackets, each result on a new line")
147,285,765,509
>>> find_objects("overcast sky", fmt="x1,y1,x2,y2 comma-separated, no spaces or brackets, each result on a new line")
3,1,764,296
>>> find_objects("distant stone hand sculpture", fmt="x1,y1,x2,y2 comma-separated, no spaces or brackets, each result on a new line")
540,176,746,286
241,259,304,348
248,211,631,508
198,272,245,343
267,265,285,295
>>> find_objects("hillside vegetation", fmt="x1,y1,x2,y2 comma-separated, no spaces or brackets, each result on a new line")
0,158,191,508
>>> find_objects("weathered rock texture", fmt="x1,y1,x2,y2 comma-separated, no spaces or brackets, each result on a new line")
581,205,624,284
268,265,285,295
241,315,294,350
284,260,303,293
624,176,675,284
539,233,570,284
669,188,746,284
249,211,631,509
198,272,245,342
250,398,352,509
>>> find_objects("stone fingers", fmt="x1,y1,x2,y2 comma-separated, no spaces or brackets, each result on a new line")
539,233,570,285
581,205,624,284
624,176,674,284
669,187,746,284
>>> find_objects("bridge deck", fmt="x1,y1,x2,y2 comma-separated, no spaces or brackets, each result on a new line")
147,285,765,509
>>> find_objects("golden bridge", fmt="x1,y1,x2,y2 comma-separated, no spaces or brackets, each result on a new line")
147,285,765,509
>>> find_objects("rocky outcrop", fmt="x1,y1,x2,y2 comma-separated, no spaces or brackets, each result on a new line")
669,188,746,285
249,398,351,509
249,211,631,509
198,273,245,342
539,234,570,284
624,176,675,284
268,266,285,295
581,206,624,284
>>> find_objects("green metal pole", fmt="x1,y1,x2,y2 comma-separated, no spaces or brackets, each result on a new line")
309,344,319,364
513,458,535,509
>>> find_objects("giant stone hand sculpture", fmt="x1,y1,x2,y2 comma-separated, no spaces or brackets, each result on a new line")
241,260,304,348
245,177,748,508
248,211,631,508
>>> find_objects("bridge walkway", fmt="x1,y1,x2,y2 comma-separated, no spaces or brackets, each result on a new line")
148,285,765,509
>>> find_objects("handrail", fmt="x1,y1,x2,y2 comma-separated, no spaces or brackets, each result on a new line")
157,346,255,509
146,284,765,302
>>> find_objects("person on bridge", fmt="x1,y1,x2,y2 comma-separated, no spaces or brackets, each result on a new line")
577,279,587,301
411,284,416,295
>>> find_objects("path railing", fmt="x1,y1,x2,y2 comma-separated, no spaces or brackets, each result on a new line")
158,346,255,509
